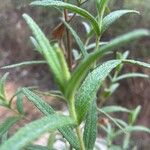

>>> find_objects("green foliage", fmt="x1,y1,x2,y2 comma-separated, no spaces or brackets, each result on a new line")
0,0,150,150
0,116,21,138
75,60,121,123
83,100,97,150
0,114,75,150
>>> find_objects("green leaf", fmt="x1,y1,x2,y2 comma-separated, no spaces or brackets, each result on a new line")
129,105,141,124
61,19,87,57
23,14,70,91
96,0,109,15
22,88,79,150
0,114,75,150
30,0,100,35
30,36,42,53
83,100,97,150
16,90,24,114
53,44,71,86
102,10,139,33
113,118,128,127
97,108,125,131
85,42,108,51
65,29,150,99
1,132,8,144
104,83,119,98
123,59,150,68
22,88,55,115
76,60,121,123
101,105,131,113
113,73,149,82
24,145,48,150
1,61,46,69
115,126,150,136
47,132,56,150
0,73,9,99
0,116,21,137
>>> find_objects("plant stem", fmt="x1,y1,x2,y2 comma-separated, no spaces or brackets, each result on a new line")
64,1,72,71
68,96,85,150
76,127,86,150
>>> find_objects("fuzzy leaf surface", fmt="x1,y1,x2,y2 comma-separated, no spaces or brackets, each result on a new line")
123,59,150,68
0,115,75,150
83,100,97,150
62,20,87,57
113,73,149,82
31,0,100,35
23,14,70,91
0,73,9,98
65,29,150,99
1,61,46,69
0,116,21,137
102,10,139,33
22,88,79,149
76,60,121,123
101,106,131,113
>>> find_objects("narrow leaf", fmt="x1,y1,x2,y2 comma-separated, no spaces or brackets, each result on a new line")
16,91,24,114
102,10,139,33
101,106,131,113
85,42,108,51
129,105,141,124
97,108,125,131
22,88,79,150
24,145,48,150
65,29,150,99
76,60,121,123
0,73,9,98
123,59,150,68
62,19,87,57
30,36,42,53
23,14,68,91
83,100,97,150
0,115,75,150
115,126,150,136
113,73,149,82
0,116,21,137
1,61,46,69
30,1,100,35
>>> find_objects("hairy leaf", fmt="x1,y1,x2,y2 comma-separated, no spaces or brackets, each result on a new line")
62,19,87,57
101,106,131,113
83,100,97,150
113,73,149,82
97,108,125,131
30,0,100,35
0,116,21,137
30,36,42,53
16,91,24,114
24,145,48,150
0,115,75,150
1,61,46,69
115,126,150,136
0,73,9,99
65,29,150,99
102,10,139,33
76,60,121,123
123,59,150,68
129,105,141,124
23,14,70,91
22,88,79,149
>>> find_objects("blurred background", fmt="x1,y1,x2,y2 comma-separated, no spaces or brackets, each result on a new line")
0,0,150,149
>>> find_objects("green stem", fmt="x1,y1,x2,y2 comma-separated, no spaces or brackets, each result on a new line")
68,96,85,150
76,127,86,150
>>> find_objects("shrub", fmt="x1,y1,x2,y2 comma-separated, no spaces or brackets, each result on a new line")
0,0,150,150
